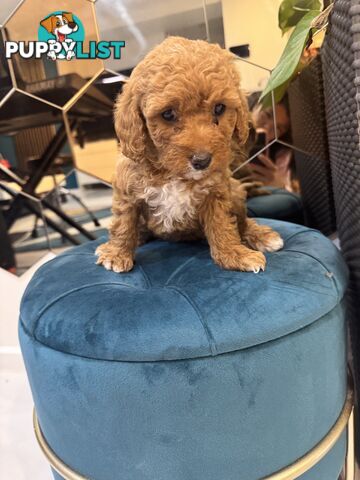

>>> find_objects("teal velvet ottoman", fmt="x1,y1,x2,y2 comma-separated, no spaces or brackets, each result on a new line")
19,219,351,480
247,188,304,224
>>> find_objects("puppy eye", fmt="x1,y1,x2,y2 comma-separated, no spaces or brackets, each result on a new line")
161,109,177,122
56,21,61,27
214,103,226,116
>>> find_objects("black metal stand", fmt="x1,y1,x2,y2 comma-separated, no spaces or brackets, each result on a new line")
0,182,81,245
2,121,96,245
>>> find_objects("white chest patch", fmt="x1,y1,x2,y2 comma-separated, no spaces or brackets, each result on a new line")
141,181,199,232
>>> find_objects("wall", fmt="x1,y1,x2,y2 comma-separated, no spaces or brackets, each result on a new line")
221,0,288,92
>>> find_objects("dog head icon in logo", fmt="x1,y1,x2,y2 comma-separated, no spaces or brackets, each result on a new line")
39,11,84,61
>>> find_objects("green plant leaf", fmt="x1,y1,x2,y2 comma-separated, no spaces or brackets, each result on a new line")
260,58,306,108
278,0,321,34
260,9,319,104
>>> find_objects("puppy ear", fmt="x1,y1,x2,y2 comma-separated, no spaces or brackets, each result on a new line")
63,12,74,23
114,82,148,160
227,55,250,147
40,16,54,33
234,90,250,147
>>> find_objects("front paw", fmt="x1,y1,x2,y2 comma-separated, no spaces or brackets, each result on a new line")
212,246,266,273
95,242,134,273
244,223,284,253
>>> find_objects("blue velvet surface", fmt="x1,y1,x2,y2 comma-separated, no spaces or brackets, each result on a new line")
19,219,349,480
51,432,347,480
20,219,347,362
247,188,303,223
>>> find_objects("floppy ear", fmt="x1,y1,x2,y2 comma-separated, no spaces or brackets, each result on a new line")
40,16,55,33
228,56,250,147
63,12,74,23
234,89,250,147
114,82,148,161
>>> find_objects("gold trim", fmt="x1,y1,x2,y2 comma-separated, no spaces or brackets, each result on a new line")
33,410,88,480
33,386,354,480
263,386,354,479
345,409,355,480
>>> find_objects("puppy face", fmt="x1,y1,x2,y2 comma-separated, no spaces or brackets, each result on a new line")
115,37,249,179
40,12,78,39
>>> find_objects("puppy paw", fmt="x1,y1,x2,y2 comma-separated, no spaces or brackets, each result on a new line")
212,246,266,273
244,224,284,253
95,242,134,273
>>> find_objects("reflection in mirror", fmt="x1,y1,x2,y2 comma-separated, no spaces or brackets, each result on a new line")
222,0,288,71
0,93,72,182
0,29,14,104
234,139,299,202
66,71,124,183
0,185,51,276
0,0,22,28
96,0,224,74
40,170,112,250
4,0,103,107
0,94,79,275
230,58,273,180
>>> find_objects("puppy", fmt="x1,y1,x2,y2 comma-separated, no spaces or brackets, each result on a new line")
96,37,283,273
40,12,78,60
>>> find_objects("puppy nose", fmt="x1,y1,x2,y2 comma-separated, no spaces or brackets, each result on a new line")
190,152,212,170
68,22,76,28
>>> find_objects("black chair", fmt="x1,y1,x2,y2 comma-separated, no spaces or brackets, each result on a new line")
322,0,360,461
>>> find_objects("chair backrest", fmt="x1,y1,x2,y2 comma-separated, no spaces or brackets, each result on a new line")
321,0,360,459
288,55,336,235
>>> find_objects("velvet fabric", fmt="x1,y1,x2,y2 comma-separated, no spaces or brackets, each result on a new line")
19,219,348,480
247,188,303,223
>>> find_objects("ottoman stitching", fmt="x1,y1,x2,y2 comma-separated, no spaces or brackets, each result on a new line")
165,252,207,285
284,229,324,243
136,264,152,287
284,249,341,302
32,282,142,337
19,301,343,362
165,285,218,356
57,253,98,258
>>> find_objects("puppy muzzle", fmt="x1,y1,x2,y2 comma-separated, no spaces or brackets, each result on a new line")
190,152,212,170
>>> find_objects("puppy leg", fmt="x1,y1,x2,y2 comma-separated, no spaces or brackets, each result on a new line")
242,218,284,253
95,190,138,273
200,195,266,272
229,178,283,253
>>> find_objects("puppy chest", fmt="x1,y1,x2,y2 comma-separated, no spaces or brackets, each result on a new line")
141,181,201,232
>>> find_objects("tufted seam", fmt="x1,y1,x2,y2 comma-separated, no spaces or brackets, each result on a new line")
19,301,344,363
283,228,322,244
20,258,59,314
283,249,341,303
165,251,208,285
165,285,218,356
31,282,143,338
46,253,153,287
136,264,152,288
58,253,99,258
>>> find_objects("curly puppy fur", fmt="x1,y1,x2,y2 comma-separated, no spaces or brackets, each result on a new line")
96,37,283,273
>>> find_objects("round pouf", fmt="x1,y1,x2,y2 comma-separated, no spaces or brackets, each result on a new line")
247,188,303,224
19,219,349,480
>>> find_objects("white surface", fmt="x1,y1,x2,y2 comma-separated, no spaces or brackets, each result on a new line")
0,367,52,480
0,255,56,479
0,253,56,371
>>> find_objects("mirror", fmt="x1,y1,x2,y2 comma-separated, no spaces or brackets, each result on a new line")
4,0,103,107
